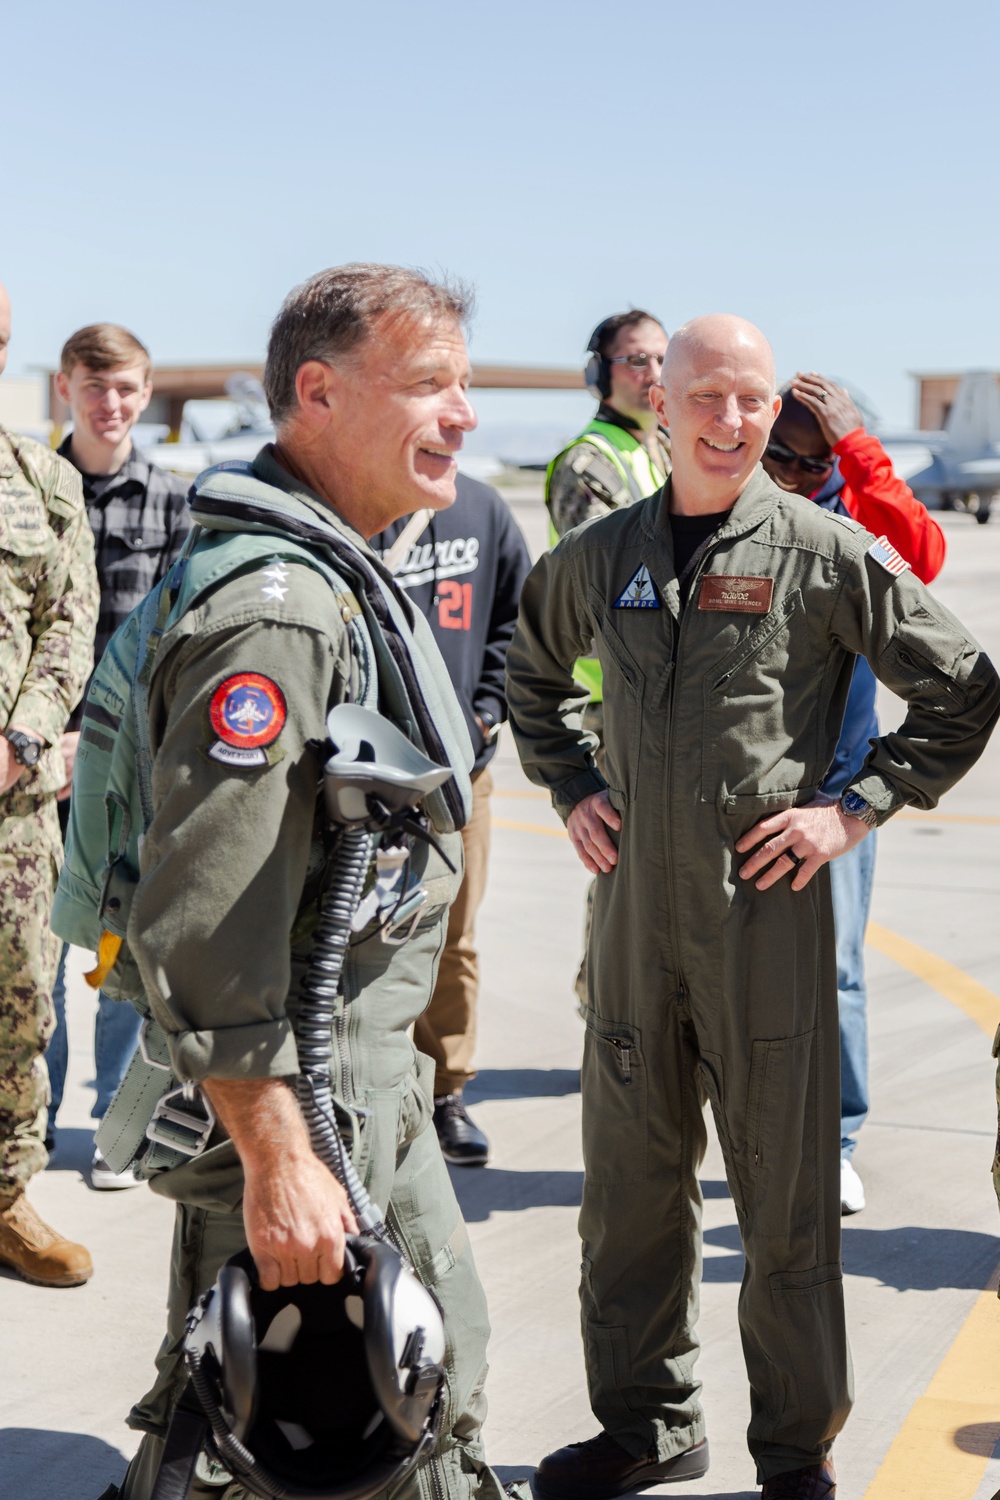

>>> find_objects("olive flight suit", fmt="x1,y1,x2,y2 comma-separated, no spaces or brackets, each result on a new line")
119,448,510,1500
505,467,1000,1483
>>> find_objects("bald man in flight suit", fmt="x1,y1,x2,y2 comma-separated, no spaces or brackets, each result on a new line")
507,315,999,1500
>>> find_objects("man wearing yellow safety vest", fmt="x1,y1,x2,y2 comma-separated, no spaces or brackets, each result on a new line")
546,310,670,1011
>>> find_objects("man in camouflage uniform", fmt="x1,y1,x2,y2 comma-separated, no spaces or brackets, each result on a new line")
546,310,670,1009
0,281,99,1287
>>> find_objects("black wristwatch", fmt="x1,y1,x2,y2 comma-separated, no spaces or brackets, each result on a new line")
840,789,879,830
3,729,43,767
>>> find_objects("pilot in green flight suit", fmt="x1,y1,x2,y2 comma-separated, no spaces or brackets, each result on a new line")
507,316,1000,1500
110,266,523,1500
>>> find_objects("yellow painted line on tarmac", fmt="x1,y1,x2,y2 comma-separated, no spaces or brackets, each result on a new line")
866,921,1000,1038
852,924,1000,1498
491,815,567,839
896,810,1000,827
861,1272,1000,1500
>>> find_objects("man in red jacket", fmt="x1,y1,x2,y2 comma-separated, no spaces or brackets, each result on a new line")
763,372,945,1214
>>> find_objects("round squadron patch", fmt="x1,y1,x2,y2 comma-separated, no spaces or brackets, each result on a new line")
207,673,287,767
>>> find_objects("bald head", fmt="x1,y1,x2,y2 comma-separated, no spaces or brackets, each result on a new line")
650,313,781,514
0,283,10,379
660,314,775,397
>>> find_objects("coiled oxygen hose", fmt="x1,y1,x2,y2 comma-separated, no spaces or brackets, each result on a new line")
293,825,389,1240
188,1355,293,1500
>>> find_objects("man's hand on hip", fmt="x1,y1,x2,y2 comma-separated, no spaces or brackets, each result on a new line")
567,790,621,875
735,800,870,892
203,1076,358,1291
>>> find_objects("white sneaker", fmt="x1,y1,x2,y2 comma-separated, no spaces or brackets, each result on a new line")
840,1157,866,1215
90,1150,140,1191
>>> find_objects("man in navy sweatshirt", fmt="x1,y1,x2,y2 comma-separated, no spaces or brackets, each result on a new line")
374,472,531,1164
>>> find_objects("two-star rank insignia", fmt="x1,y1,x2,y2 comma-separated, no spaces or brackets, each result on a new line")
613,564,660,609
260,561,290,602
207,672,287,767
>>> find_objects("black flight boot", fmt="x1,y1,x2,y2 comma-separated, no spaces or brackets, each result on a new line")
433,1093,490,1166
535,1431,709,1500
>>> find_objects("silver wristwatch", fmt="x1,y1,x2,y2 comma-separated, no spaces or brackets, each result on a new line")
840,789,879,830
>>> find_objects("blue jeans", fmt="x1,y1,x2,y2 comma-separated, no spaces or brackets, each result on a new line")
47,942,143,1124
830,833,877,1159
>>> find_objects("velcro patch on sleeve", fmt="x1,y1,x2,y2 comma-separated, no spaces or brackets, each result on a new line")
207,673,287,767
867,535,910,577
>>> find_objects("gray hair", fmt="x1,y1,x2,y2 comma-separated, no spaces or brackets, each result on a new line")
263,262,474,425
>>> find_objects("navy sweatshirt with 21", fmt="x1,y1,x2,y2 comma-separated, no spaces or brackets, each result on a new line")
374,473,531,774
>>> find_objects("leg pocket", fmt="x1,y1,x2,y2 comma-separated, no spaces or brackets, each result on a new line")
746,1030,817,1239
581,1012,648,1184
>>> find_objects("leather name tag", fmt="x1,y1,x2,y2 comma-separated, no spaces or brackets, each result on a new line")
697,575,774,613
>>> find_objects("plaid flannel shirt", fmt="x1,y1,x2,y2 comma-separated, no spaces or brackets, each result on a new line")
58,439,192,730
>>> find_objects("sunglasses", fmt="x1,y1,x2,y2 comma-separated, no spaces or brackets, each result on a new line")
764,440,834,477
607,352,664,371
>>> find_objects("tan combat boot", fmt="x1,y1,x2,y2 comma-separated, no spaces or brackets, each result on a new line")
0,1189,93,1287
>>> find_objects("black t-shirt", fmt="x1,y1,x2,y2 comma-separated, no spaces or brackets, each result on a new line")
670,510,730,599
79,469,122,502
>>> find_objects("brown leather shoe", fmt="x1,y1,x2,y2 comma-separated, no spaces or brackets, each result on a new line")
761,1459,836,1498
535,1430,709,1500
0,1190,93,1287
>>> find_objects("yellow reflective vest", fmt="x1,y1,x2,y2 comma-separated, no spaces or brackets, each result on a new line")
545,418,667,701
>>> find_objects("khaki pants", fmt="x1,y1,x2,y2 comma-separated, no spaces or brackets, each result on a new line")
414,767,492,1097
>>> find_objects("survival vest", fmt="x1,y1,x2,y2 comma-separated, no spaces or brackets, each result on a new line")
51,460,473,997
545,418,667,702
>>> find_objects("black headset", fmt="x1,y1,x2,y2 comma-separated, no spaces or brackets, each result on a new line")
583,317,617,401
584,312,666,401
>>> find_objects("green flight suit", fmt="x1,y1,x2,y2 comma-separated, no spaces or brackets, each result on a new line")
118,448,509,1500
505,467,1000,1483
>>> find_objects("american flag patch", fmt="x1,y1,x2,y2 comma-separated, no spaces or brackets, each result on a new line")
867,535,910,577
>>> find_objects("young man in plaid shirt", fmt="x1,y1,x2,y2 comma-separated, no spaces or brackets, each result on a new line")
47,324,190,1187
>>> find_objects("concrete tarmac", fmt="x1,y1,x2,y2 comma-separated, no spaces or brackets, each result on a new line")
2,504,999,1500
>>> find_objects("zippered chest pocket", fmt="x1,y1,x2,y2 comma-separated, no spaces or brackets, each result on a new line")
700,589,816,800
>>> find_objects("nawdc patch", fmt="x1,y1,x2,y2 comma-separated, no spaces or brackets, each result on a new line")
868,535,910,578
614,564,660,609
207,673,287,768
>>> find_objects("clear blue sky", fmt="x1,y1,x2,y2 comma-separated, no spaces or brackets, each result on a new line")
3,0,999,426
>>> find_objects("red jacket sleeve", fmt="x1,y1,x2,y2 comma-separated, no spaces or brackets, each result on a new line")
835,428,946,584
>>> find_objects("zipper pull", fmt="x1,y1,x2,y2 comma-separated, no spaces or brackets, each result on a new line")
612,1038,633,1085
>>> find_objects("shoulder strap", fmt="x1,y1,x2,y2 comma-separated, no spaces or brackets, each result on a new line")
132,528,203,830
192,492,471,831
384,507,434,574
